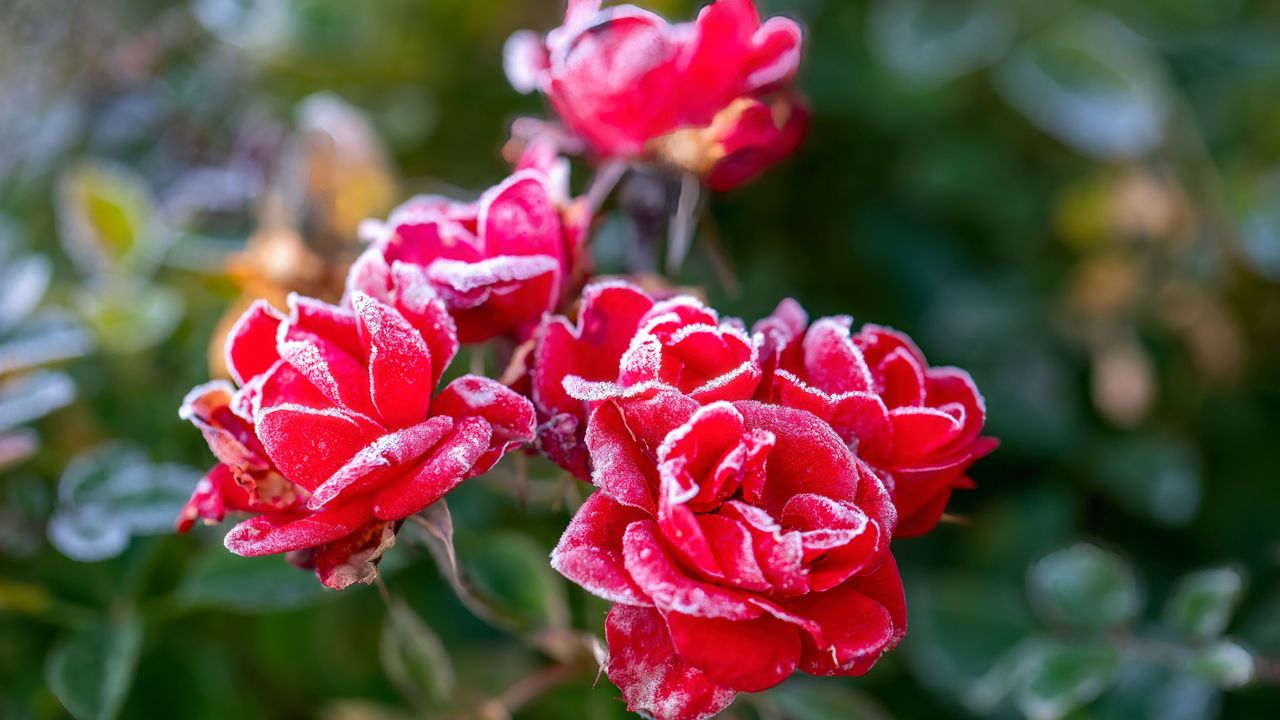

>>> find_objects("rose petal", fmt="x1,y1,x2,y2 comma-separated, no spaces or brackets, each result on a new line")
433,375,536,473
351,291,435,428
225,300,283,385
622,520,759,620
664,611,800,693
306,416,455,510
223,495,374,557
371,416,493,521
312,518,399,590
550,491,652,605
605,604,738,720
256,403,381,492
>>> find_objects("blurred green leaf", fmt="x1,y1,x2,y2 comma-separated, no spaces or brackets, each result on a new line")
1027,543,1140,630
76,284,184,355
174,544,334,613
765,677,892,720
993,11,1171,158
1013,632,1116,717
904,571,1035,700
1186,640,1254,689
868,0,1014,84
47,444,199,562
1093,433,1201,526
379,598,455,711
0,251,51,333
45,611,143,720
1165,567,1245,642
56,160,164,282
463,531,569,635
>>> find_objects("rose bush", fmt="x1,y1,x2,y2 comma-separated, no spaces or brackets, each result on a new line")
505,0,808,190
754,300,997,536
179,271,535,589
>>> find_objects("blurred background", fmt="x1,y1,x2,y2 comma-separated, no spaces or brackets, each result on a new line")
2,0,1279,718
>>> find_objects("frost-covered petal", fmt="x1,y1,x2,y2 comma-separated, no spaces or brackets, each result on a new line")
224,300,283,385
371,416,493,521
311,518,399,590
255,403,380,492
550,490,652,606
306,417,455,510
351,291,435,428
664,611,800,693
622,520,759,620
605,604,738,720
432,375,536,473
223,495,374,557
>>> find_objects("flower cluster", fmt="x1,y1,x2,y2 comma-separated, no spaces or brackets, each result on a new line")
525,281,990,717
177,2,994,718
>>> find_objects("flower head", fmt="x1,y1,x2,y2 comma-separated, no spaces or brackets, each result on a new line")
179,280,535,589
552,383,905,719
506,0,807,189
754,300,997,536
355,167,588,344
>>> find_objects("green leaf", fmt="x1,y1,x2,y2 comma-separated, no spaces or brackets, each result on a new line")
76,284,184,355
45,611,143,720
868,0,1015,84
1027,543,1140,630
379,598,455,711
1186,640,1254,689
1165,568,1245,642
902,571,1035,700
765,677,892,720
461,531,569,635
1093,433,1201,527
47,444,199,562
56,160,164,282
993,11,1171,158
173,544,334,613
1007,637,1122,720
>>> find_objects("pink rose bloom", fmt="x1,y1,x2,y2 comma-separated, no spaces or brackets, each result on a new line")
505,0,808,190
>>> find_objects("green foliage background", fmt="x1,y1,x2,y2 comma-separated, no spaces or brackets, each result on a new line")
2,0,1279,718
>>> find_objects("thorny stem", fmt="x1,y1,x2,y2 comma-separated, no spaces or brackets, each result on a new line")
665,171,701,276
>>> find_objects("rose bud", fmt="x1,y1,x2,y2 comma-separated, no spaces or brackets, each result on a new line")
179,278,535,589
551,383,905,720
754,300,997,536
505,0,807,190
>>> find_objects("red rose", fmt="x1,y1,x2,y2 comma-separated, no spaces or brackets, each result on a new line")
551,383,905,720
179,280,535,589
355,168,586,344
505,0,807,189
530,281,758,479
754,300,997,536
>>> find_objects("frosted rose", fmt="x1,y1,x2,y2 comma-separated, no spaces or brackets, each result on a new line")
355,168,587,344
551,383,905,720
530,281,758,479
754,300,997,536
505,0,807,189
179,277,534,589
